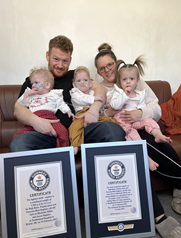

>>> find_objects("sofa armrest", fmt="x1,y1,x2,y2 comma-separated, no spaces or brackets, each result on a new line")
145,80,171,134
145,80,171,105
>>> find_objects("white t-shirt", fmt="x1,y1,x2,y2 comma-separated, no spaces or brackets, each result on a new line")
18,87,70,114
101,78,161,122
107,84,146,111
70,87,95,113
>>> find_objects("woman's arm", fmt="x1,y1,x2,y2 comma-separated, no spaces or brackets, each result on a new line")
137,79,161,122
118,79,161,123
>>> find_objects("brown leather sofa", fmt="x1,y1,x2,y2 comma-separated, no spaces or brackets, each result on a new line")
0,81,180,203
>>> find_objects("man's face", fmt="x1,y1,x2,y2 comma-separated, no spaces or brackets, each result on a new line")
46,47,72,78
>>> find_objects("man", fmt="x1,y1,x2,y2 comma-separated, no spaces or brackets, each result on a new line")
10,35,125,152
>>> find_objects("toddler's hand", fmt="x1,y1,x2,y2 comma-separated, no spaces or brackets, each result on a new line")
104,104,109,109
125,87,133,95
23,88,39,99
67,110,75,120
132,121,141,129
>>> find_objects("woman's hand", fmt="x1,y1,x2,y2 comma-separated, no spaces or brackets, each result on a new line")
75,109,99,127
104,106,117,117
118,109,143,123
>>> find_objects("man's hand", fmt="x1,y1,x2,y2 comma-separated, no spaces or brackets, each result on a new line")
119,109,143,123
14,101,59,136
32,116,59,137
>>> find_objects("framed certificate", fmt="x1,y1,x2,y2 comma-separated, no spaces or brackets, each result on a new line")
81,140,155,238
0,147,81,238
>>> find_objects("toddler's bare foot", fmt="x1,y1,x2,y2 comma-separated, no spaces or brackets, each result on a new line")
74,146,79,155
155,135,173,144
148,157,159,171
152,128,173,144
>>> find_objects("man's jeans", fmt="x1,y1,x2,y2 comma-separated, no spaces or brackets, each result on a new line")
9,121,125,152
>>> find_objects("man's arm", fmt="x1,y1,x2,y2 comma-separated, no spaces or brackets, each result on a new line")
14,101,59,136
76,81,106,127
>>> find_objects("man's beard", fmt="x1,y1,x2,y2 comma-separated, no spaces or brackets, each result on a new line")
48,62,68,78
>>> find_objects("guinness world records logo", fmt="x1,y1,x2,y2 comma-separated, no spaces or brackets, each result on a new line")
29,170,50,191
117,223,124,232
107,160,126,179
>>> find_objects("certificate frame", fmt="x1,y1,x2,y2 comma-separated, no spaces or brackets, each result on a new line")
0,147,81,238
81,140,155,238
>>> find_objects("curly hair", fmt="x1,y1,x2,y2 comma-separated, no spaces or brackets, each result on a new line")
49,35,73,55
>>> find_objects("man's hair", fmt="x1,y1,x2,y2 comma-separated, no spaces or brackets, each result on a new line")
73,66,90,81
49,35,73,55
29,67,54,89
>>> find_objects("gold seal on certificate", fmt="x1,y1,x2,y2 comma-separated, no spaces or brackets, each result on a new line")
15,162,66,238
95,153,141,224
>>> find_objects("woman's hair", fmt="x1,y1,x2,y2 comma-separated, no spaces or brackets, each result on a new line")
29,67,54,89
116,55,147,88
73,66,90,81
48,35,73,55
94,43,117,68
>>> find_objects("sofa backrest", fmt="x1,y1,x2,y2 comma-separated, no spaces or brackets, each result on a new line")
0,81,172,121
0,81,172,150
0,85,23,150
0,85,21,121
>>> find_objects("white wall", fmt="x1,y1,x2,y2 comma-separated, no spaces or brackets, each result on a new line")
1,0,181,93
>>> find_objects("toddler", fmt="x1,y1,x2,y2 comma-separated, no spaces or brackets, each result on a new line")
107,56,172,171
69,66,118,154
13,67,74,147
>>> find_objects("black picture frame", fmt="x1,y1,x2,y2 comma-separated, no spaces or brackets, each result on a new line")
0,147,81,238
81,140,155,238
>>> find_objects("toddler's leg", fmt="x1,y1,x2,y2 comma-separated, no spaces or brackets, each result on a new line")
74,146,80,155
148,156,159,171
138,118,173,144
152,128,173,144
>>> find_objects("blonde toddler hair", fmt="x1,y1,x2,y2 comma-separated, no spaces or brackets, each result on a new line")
29,67,54,89
116,55,147,88
73,66,90,81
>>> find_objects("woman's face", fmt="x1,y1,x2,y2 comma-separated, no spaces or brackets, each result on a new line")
96,55,117,84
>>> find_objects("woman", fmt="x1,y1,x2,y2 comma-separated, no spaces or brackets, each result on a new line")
94,43,181,238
